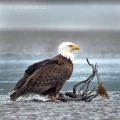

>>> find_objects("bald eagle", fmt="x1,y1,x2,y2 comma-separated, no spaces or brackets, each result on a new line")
10,42,80,101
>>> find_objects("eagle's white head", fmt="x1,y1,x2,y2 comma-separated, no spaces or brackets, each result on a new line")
58,42,80,62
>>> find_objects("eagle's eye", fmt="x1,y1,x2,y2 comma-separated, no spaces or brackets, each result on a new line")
69,45,73,47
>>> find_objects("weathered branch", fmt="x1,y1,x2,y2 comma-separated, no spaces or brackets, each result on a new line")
73,58,96,95
56,58,109,102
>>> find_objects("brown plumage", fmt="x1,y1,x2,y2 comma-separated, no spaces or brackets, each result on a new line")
10,42,80,101
10,55,73,101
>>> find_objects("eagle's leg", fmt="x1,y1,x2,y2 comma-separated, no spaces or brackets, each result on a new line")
49,95,56,101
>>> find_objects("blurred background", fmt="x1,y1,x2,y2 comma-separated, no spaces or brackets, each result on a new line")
0,0,120,94
0,0,120,57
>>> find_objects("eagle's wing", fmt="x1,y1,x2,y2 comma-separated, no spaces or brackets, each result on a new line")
14,59,51,90
27,61,69,95
10,59,68,100
25,59,51,75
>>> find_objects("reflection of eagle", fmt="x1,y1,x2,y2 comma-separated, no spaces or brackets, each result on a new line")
10,42,80,101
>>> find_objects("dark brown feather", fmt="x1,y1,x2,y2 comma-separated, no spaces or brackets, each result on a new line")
10,55,73,100
25,59,50,75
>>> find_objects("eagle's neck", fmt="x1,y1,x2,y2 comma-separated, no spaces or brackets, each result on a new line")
59,50,74,63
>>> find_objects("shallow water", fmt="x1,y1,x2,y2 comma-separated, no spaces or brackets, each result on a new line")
0,55,120,120
0,91,120,120
0,55,120,94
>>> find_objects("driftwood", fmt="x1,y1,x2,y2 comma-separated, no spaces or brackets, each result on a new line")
56,58,109,102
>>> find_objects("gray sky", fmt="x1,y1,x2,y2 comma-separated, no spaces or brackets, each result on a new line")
0,2,120,30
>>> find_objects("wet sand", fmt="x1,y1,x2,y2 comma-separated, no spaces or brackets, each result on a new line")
0,92,120,120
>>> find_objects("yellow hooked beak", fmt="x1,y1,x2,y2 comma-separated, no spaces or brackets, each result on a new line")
71,45,80,50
